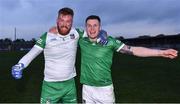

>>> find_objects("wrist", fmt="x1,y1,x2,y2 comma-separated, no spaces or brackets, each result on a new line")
15,63,25,71
18,63,24,68
157,50,163,57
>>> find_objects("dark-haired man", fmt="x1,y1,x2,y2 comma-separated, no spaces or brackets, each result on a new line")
79,15,178,103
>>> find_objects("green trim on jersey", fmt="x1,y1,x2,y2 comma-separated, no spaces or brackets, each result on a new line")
36,32,47,49
79,36,124,86
76,28,84,38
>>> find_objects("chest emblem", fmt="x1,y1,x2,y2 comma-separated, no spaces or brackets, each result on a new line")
70,34,75,39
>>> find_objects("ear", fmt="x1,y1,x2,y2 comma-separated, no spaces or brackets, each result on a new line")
56,18,59,24
99,23,101,29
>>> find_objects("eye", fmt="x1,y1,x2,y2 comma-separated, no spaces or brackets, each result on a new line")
94,24,99,28
66,20,72,24
87,24,91,28
58,18,63,23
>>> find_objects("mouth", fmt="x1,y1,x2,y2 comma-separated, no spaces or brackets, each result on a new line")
60,26,68,30
90,32,96,35
57,26,70,35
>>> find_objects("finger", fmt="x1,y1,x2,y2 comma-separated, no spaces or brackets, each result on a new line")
167,54,177,59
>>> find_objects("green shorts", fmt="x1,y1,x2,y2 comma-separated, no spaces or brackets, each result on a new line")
40,78,77,103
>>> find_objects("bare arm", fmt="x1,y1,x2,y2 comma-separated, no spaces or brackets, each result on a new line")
119,45,178,59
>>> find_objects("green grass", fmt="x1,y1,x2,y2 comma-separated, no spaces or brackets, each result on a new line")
0,50,180,103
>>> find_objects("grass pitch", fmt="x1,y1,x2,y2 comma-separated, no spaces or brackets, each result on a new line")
0,50,180,103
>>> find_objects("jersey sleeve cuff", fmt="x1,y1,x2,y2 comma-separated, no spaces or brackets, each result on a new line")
34,45,43,50
116,43,125,52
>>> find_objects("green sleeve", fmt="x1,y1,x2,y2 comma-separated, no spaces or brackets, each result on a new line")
35,32,47,49
76,28,84,38
109,36,124,51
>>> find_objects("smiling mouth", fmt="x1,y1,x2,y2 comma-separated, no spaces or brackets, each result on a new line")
90,32,96,34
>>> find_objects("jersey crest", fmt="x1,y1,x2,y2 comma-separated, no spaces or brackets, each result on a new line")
70,34,75,39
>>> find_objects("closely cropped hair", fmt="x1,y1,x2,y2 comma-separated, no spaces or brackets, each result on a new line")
58,7,74,17
85,15,101,23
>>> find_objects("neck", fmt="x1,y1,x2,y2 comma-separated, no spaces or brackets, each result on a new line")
89,38,97,42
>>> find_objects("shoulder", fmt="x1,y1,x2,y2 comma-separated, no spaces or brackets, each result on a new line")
36,32,59,47
67,28,82,39
35,32,48,48
37,32,48,43
75,28,84,33
107,36,124,46
75,28,86,37
107,36,119,42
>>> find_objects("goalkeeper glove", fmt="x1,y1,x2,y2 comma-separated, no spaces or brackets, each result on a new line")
11,63,25,79
97,30,108,45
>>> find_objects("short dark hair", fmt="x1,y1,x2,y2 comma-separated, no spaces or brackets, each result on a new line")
85,15,101,24
58,7,74,17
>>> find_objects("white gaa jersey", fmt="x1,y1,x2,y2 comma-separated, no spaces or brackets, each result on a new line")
35,28,84,82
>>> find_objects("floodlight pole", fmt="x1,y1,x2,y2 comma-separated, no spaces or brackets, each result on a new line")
14,27,16,41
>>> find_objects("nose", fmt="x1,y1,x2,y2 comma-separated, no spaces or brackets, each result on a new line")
62,21,67,26
90,26,95,32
